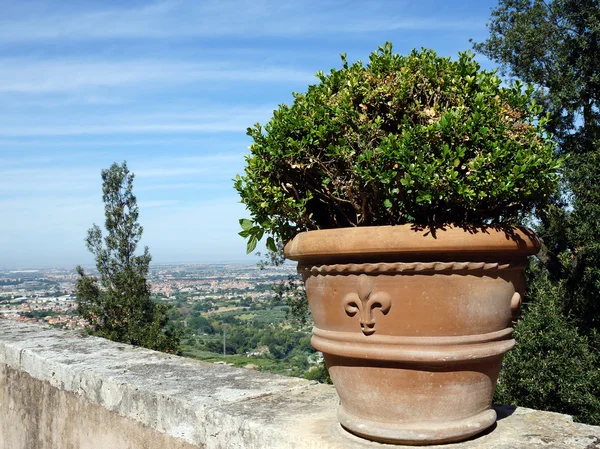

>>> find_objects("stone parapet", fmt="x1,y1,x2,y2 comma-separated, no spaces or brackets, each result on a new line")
0,319,598,449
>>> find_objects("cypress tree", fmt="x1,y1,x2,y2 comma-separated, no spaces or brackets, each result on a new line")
76,161,180,352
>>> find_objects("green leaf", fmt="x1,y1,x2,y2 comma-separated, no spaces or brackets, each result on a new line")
266,236,277,252
246,236,258,254
384,199,393,209
252,227,264,242
239,218,253,231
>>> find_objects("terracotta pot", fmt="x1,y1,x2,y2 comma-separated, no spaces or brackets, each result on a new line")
284,225,539,445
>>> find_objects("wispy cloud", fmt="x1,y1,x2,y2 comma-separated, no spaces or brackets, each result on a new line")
136,154,244,178
0,155,63,168
136,182,227,192
0,107,274,137
0,136,248,149
136,167,211,177
0,167,97,194
0,59,315,94
138,200,180,208
0,122,246,137
352,18,484,32
0,153,243,195
0,0,482,43
0,0,491,268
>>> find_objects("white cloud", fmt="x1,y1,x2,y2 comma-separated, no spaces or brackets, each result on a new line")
0,153,243,196
0,193,253,268
0,167,97,194
0,59,315,94
136,159,242,179
0,107,274,137
0,122,243,137
353,18,483,32
0,0,487,268
136,167,211,178
0,136,247,149
0,0,482,43
0,155,61,168
135,182,226,192
138,200,180,208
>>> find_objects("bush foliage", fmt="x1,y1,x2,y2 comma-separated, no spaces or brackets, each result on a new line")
475,0,600,425
495,263,600,424
235,44,561,249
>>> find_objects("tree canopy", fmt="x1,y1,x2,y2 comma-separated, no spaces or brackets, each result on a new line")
474,0,600,424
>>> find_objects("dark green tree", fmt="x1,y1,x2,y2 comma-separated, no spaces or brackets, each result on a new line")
75,162,180,352
474,0,600,423
495,263,600,424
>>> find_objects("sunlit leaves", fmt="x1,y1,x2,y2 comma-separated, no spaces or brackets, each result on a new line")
235,44,562,250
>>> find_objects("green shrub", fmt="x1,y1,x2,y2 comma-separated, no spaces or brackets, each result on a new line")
235,43,562,251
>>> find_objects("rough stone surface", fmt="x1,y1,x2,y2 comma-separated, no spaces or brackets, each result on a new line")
1,319,599,449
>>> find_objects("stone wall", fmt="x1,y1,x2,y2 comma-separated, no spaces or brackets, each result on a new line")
0,320,598,449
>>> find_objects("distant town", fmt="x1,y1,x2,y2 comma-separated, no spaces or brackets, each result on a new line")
0,263,295,329
0,263,326,380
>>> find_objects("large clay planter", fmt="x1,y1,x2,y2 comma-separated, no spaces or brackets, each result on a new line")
284,225,539,445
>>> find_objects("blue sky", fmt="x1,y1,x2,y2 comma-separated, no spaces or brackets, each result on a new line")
0,0,499,269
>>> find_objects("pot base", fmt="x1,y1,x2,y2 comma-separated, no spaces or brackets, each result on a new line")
339,406,497,445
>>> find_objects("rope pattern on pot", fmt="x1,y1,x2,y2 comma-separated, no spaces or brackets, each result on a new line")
298,261,527,275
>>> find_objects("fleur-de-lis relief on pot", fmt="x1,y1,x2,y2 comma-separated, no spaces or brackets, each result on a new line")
343,274,392,336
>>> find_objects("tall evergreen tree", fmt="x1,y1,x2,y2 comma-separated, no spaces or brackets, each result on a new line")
473,0,600,423
76,161,180,352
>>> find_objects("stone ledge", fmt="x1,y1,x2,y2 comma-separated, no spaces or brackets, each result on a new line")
0,319,598,449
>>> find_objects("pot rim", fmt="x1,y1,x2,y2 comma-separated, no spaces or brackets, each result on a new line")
284,224,540,264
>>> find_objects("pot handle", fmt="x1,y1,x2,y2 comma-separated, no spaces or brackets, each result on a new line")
510,292,522,326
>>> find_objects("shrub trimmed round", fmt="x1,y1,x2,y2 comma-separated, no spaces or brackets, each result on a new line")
235,44,561,250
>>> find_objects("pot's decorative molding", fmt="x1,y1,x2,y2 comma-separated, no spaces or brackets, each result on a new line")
342,275,391,336
311,327,516,362
299,261,527,275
